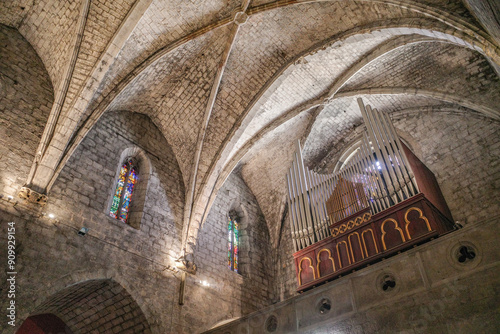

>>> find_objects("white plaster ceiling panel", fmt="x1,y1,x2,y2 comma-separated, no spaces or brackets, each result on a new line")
91,0,241,110
196,1,419,192
241,109,313,246
108,26,232,186
339,41,500,113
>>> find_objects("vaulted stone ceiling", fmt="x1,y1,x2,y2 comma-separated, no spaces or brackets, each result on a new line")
1,0,499,254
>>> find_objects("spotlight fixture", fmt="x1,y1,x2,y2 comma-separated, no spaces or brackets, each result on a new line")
48,213,55,219
7,195,14,201
78,227,89,236
200,280,209,287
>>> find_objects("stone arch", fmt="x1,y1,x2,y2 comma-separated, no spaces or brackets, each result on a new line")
335,89,500,120
0,24,54,198
187,20,500,258
106,146,152,229
16,278,151,334
195,20,500,233
16,313,73,334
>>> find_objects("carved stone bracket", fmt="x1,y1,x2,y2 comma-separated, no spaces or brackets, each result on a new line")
18,186,48,205
175,256,197,275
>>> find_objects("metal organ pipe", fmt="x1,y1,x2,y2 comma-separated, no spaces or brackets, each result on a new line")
285,99,420,251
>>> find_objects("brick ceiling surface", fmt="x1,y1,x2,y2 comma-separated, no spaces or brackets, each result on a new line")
1,0,498,246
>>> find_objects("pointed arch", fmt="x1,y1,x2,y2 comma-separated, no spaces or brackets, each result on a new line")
107,147,152,229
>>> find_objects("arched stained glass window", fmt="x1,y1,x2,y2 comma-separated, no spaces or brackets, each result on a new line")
228,216,239,272
110,159,138,223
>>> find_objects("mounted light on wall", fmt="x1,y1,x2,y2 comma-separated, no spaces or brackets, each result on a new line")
77,227,89,236
200,280,210,287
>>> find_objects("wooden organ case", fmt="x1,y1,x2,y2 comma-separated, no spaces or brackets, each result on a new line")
287,99,454,292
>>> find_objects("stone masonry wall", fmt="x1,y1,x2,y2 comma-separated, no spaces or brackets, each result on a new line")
275,209,299,302
206,217,500,334
0,24,53,197
48,110,185,262
392,111,500,225
0,109,186,333
193,171,274,329
0,107,273,333
30,279,152,334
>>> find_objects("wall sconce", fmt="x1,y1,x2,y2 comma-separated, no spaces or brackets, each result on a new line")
78,227,89,236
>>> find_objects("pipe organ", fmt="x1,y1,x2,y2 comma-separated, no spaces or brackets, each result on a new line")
287,98,454,292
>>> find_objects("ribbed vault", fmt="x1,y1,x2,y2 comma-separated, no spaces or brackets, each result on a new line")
1,0,499,260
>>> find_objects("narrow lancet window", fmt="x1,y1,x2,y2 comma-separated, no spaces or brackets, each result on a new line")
228,216,239,272
110,159,138,223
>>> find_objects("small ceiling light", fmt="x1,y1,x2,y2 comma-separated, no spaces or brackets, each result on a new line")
7,195,14,201
200,280,209,287
48,213,55,219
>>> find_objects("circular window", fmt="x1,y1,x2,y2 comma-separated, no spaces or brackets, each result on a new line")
317,298,332,314
376,272,399,294
447,241,481,270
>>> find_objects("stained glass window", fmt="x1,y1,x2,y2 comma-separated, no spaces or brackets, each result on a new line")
109,159,138,223
228,216,239,272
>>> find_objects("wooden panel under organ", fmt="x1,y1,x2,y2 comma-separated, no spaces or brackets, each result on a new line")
286,99,455,292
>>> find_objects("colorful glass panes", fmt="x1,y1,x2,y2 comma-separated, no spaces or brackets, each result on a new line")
228,217,239,273
228,218,233,270
233,220,238,272
109,163,128,218
119,167,137,222
109,160,138,223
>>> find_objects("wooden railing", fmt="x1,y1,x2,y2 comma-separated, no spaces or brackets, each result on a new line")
293,193,454,292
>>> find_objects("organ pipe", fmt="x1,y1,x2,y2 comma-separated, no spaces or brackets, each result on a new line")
286,98,420,250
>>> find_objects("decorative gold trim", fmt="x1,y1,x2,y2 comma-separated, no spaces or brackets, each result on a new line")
298,257,315,285
361,228,379,256
404,207,431,240
380,218,406,251
348,232,365,262
354,216,363,226
316,248,335,276
339,224,347,233
336,241,351,268
332,212,371,237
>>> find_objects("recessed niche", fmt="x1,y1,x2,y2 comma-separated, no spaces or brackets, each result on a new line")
265,315,278,332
